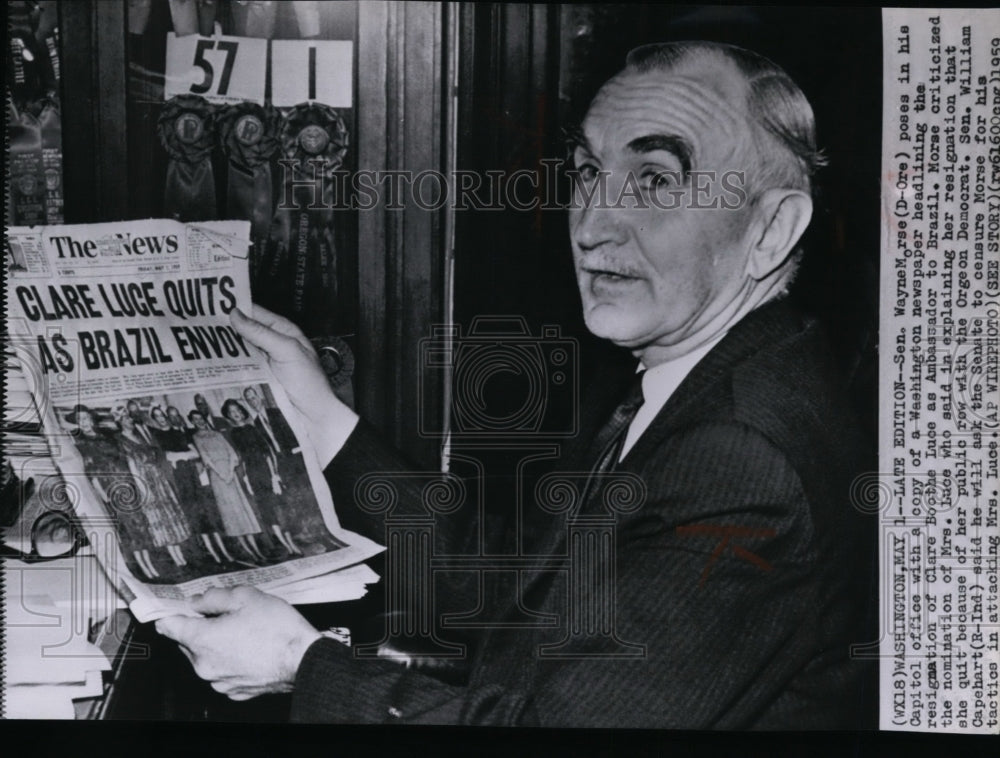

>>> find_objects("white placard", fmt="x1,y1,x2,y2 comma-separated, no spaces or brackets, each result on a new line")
270,40,353,108
165,33,267,105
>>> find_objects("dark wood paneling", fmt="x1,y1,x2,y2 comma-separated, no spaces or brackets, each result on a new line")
93,1,129,220
58,0,128,222
357,1,448,468
453,3,596,371
58,0,96,223
356,1,391,433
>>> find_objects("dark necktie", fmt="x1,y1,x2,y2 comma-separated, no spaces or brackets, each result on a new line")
579,371,645,510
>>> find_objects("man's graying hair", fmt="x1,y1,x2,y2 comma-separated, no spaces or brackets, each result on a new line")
625,41,826,199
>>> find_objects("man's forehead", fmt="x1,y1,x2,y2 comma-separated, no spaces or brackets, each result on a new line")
580,56,750,153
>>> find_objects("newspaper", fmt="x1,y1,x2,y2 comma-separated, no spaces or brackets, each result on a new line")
5,219,383,622
880,7,999,734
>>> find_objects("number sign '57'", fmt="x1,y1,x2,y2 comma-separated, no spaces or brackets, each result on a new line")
166,33,267,104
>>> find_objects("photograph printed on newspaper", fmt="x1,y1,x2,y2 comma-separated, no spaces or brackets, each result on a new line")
5,219,382,621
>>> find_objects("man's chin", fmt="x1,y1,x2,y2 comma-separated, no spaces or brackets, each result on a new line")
582,308,650,349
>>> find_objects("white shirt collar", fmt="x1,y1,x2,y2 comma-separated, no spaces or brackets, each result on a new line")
619,334,726,460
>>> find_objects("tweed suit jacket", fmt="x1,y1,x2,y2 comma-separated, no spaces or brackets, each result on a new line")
290,298,875,728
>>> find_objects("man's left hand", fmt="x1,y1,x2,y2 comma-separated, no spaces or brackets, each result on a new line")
155,586,321,701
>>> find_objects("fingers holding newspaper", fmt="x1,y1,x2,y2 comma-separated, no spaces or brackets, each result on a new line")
231,305,359,468
155,586,322,700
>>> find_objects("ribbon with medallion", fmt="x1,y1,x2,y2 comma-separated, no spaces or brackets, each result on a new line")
262,103,348,323
157,94,217,221
218,102,280,278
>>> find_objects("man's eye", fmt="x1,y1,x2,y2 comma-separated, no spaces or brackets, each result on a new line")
641,170,682,189
576,163,600,182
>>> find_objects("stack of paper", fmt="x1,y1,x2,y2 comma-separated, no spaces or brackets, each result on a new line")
3,345,48,457
275,563,380,605
2,594,111,718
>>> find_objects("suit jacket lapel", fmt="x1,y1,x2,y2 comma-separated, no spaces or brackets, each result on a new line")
621,298,804,470
512,300,806,619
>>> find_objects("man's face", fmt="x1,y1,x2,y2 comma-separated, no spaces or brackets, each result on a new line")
127,400,141,420
194,395,209,415
243,387,262,411
569,57,760,356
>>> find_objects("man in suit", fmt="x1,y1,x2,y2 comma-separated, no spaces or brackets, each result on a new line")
242,384,330,550
155,41,873,728
126,399,157,446
242,386,300,460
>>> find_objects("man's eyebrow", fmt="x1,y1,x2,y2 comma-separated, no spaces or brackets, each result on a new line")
564,125,594,158
626,134,692,175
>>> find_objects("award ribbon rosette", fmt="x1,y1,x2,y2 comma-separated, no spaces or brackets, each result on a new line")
265,103,348,320
218,102,280,277
157,94,217,221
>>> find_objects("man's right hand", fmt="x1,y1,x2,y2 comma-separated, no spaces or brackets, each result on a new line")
231,305,359,467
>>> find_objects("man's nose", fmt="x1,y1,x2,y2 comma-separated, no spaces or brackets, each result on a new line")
571,191,628,251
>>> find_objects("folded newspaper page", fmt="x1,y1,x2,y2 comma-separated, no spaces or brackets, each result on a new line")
5,219,383,622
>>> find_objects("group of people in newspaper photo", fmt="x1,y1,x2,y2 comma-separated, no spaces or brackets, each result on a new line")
58,384,342,583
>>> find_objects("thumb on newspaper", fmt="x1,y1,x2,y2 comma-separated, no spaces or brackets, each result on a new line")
230,306,331,408
154,614,200,644
190,586,253,616
231,306,302,359
231,304,358,468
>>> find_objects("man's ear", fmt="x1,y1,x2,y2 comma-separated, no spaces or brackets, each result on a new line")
745,188,813,280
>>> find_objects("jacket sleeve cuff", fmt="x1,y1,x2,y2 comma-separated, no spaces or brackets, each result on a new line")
291,637,404,723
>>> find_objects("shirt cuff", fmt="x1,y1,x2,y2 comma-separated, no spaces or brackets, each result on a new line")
308,406,359,470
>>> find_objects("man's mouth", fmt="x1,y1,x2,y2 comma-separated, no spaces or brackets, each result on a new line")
584,267,641,282
582,267,644,297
